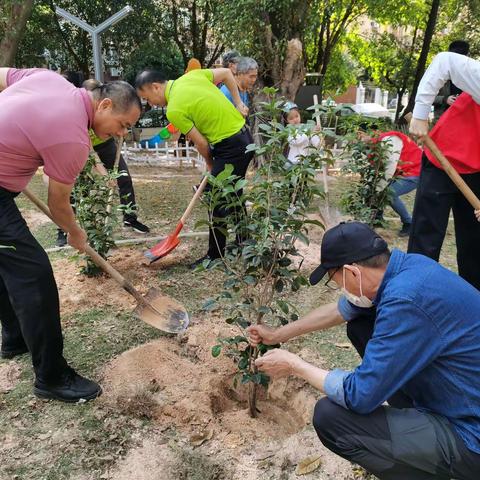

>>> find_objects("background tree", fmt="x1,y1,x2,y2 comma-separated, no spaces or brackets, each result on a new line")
15,1,164,77
163,0,223,68
0,0,34,65
216,0,311,99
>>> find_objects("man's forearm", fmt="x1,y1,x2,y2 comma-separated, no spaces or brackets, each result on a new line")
48,200,80,234
222,71,243,107
292,357,329,393
275,302,344,343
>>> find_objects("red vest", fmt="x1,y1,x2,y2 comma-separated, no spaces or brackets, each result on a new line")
427,93,480,174
377,131,422,177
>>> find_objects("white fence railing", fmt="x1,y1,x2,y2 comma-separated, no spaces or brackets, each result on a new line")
122,140,205,170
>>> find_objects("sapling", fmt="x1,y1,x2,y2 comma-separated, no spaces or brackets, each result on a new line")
73,151,129,276
201,88,328,417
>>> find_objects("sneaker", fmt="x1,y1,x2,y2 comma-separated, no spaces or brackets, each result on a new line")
1,344,29,359
399,223,411,237
34,367,102,403
123,218,150,234
56,230,68,247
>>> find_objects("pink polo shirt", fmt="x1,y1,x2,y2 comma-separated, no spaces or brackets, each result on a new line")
0,68,94,192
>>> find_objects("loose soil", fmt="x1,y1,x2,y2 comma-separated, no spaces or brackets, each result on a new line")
49,236,357,479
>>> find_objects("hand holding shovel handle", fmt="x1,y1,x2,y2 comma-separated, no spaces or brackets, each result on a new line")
22,188,189,333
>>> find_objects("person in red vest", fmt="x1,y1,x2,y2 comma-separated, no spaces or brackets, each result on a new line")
410,51,480,290
359,130,422,237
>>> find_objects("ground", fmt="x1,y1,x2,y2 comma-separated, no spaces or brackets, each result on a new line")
0,165,458,480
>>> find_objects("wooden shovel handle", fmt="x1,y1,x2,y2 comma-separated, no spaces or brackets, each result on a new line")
22,187,145,304
423,137,480,210
180,175,209,224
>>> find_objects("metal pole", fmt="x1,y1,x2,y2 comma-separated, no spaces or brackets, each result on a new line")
55,5,133,82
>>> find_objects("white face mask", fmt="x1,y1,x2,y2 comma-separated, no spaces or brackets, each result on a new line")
342,267,374,308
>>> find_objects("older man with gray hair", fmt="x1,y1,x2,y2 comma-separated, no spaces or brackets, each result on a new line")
220,57,258,111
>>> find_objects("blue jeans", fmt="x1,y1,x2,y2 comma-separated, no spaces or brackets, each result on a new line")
389,176,419,224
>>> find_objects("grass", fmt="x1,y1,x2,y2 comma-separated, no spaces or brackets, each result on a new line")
0,165,461,479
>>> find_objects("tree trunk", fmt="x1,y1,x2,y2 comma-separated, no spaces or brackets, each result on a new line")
402,0,441,119
0,0,34,65
280,38,305,100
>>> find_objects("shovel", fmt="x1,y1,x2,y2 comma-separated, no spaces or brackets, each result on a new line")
22,188,189,334
144,175,209,263
423,137,480,209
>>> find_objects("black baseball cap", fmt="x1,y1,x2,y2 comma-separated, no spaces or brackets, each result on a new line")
309,222,389,285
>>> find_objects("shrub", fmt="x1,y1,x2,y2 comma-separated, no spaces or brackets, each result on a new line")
199,88,328,416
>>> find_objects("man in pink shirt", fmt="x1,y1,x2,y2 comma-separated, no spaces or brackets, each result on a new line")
0,67,141,402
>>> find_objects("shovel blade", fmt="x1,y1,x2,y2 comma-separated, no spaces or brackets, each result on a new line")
144,235,181,263
134,288,189,333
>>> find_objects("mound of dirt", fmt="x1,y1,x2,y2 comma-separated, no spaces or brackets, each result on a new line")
101,314,355,479
0,362,22,394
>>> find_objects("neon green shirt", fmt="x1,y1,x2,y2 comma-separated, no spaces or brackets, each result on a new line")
89,129,107,147
165,69,245,145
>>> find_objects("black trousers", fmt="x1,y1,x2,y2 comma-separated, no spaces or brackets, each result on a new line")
93,137,137,222
407,154,480,290
313,315,480,479
0,187,68,382
207,126,254,259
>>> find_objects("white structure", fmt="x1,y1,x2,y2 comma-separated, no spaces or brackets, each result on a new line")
356,82,366,104
123,141,205,171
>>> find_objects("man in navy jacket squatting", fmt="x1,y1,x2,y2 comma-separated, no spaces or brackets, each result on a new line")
249,221,480,480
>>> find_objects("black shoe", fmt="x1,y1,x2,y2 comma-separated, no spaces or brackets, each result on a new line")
34,367,102,403
1,344,29,359
123,218,150,234
56,230,68,247
189,255,212,270
399,223,411,237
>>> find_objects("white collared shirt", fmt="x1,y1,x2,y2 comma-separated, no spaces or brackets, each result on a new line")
413,52,480,120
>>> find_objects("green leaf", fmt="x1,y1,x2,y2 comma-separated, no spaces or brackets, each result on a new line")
244,275,256,285
277,300,289,314
203,298,217,311
211,345,222,357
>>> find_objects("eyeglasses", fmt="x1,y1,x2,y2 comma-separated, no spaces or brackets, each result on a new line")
324,267,340,291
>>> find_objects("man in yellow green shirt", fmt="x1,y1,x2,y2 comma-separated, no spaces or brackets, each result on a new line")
135,67,254,265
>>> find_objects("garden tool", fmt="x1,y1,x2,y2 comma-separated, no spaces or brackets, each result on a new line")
144,175,209,263
313,94,331,227
22,188,189,334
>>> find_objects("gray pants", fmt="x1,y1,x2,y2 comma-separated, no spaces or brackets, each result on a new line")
313,398,480,479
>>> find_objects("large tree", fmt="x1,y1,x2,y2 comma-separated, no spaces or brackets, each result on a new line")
163,0,223,68
216,0,311,99
15,1,166,77
0,0,34,65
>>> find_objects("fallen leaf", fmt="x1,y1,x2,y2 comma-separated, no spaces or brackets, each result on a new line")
295,455,322,475
334,343,352,349
189,428,214,447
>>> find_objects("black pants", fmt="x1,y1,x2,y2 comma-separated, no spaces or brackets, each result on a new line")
0,187,68,382
313,315,480,479
408,154,480,290
313,398,480,480
93,137,137,222
207,126,254,259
